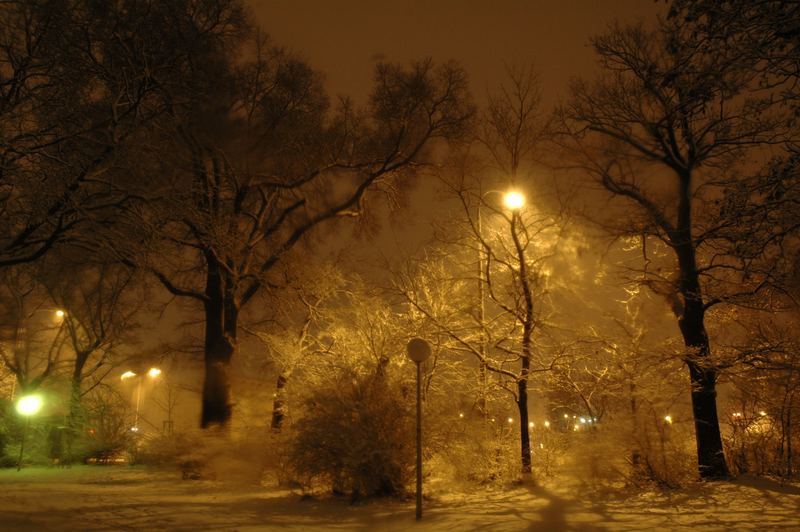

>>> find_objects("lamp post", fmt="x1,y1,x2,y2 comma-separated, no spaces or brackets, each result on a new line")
475,189,526,419
479,188,533,478
406,337,431,521
16,394,43,471
121,367,162,431
9,309,65,402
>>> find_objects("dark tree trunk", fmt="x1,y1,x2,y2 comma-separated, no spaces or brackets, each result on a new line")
630,382,642,472
684,358,727,478
511,211,533,479
677,295,729,478
202,351,233,428
517,374,532,477
673,198,729,479
787,405,793,478
64,355,90,464
201,257,237,428
69,364,85,423
270,373,289,431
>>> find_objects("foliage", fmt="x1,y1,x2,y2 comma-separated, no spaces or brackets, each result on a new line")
75,387,135,463
288,368,414,499
430,413,567,486
135,432,193,467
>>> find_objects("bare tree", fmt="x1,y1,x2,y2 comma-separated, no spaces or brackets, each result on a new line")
556,17,795,478
394,183,565,479
481,64,549,181
392,67,554,478
243,262,345,430
0,1,237,267
0,267,67,393
118,30,474,427
40,258,141,424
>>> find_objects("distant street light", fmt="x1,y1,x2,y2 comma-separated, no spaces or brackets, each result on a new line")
406,338,431,521
9,309,67,401
120,367,162,430
16,394,43,471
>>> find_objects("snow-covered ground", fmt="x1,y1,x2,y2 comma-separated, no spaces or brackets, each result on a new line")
1,466,799,530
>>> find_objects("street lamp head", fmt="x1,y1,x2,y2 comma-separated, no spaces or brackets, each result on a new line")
120,371,137,380
16,394,43,416
55,309,65,319
148,367,162,379
406,338,431,363
503,191,525,211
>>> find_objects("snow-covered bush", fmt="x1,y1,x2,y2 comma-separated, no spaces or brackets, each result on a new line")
288,369,414,499
557,414,696,490
76,387,135,464
432,415,538,485
626,415,696,488
136,432,199,467
724,411,787,477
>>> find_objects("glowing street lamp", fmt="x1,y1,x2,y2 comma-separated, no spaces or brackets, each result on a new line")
16,395,43,416
503,190,525,211
120,367,162,430
406,338,431,521
16,394,43,471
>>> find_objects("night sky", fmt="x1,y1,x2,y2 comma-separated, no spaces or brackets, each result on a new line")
252,0,665,105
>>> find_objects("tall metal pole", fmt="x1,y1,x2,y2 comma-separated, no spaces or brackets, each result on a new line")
477,202,488,419
406,338,431,522
415,360,423,521
17,417,29,471
134,379,142,428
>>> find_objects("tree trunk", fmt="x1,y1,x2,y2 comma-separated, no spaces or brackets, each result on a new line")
270,373,289,431
787,405,793,478
201,258,237,428
511,211,533,479
673,174,729,480
65,376,83,465
65,356,89,465
685,359,727,478
517,376,532,477
675,254,729,479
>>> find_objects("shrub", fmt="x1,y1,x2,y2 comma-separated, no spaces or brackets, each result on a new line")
288,369,414,499
136,432,198,467
432,416,523,486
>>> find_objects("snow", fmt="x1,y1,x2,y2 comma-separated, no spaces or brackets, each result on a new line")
1,466,799,530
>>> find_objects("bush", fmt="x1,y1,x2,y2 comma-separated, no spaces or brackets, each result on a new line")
432,417,522,486
136,432,198,467
288,370,414,500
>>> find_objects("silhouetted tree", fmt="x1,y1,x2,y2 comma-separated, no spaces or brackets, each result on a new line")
0,0,234,267
557,16,797,478
119,22,473,427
